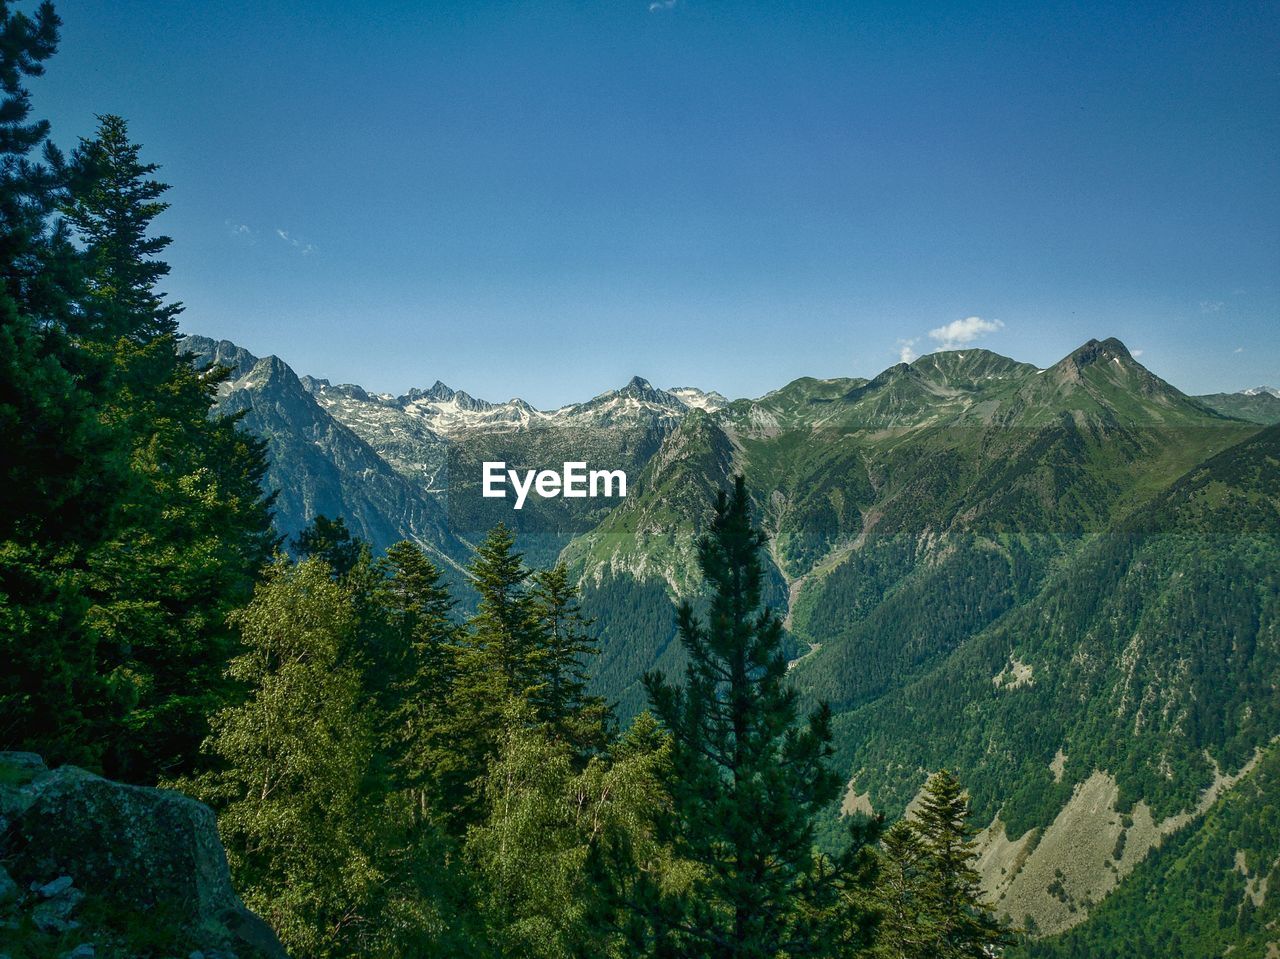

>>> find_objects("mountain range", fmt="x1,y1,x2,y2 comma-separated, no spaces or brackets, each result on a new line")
180,333,1280,954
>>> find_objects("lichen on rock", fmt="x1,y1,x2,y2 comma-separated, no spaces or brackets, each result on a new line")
0,752,285,958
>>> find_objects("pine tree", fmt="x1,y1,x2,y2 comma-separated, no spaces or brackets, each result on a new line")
293,514,362,578
468,522,542,692
530,562,609,756
367,540,493,957
62,113,274,781
643,476,845,958
0,0,122,766
63,113,179,345
0,2,58,157
911,770,1009,959
430,523,542,834
797,815,884,959
375,539,459,817
873,820,933,959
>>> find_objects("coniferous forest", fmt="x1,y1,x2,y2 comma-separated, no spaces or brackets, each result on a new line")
3,3,1279,957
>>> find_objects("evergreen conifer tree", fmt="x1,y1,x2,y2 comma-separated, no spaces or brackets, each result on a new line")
432,523,542,834
293,514,362,578
62,113,274,781
530,562,609,756
912,769,1009,958
63,113,179,345
0,1,122,766
643,476,847,958
468,522,542,692
375,539,459,818
873,820,932,959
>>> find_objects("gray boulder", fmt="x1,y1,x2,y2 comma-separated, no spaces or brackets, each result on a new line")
0,752,46,772
2,761,285,958
33,874,75,898
31,883,83,933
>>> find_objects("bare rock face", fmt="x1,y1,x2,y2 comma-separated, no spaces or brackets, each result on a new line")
0,753,285,958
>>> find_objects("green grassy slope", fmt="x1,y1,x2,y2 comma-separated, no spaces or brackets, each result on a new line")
1196,391,1280,425
777,339,1252,714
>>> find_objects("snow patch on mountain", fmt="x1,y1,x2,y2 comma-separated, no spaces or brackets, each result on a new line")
304,374,704,438
669,386,728,412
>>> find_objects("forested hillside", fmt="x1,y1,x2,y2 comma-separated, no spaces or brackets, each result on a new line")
1018,741,1280,957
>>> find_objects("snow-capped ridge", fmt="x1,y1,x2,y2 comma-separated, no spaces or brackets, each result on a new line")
669,386,729,412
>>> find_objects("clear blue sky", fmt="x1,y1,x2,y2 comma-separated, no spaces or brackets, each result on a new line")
34,0,1280,406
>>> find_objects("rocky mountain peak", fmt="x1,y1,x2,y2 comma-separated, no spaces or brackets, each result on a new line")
670,386,729,412
450,389,490,412
178,334,259,379
616,375,683,408
397,383,495,414
401,381,457,404
624,374,653,392
329,383,371,402
423,380,458,402
1047,337,1138,387
299,375,330,392
1067,336,1133,368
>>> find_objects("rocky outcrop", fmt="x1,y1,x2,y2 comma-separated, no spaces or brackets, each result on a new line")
0,752,285,959
179,334,470,569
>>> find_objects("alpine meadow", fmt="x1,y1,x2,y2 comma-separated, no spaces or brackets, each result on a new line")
2,2,1279,958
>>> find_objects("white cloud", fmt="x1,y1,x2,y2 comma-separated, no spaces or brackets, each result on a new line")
649,0,677,10
1131,348,1144,358
276,228,316,256
927,316,1004,350
897,338,919,364
1200,300,1224,314
1234,347,1244,354
226,221,257,243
